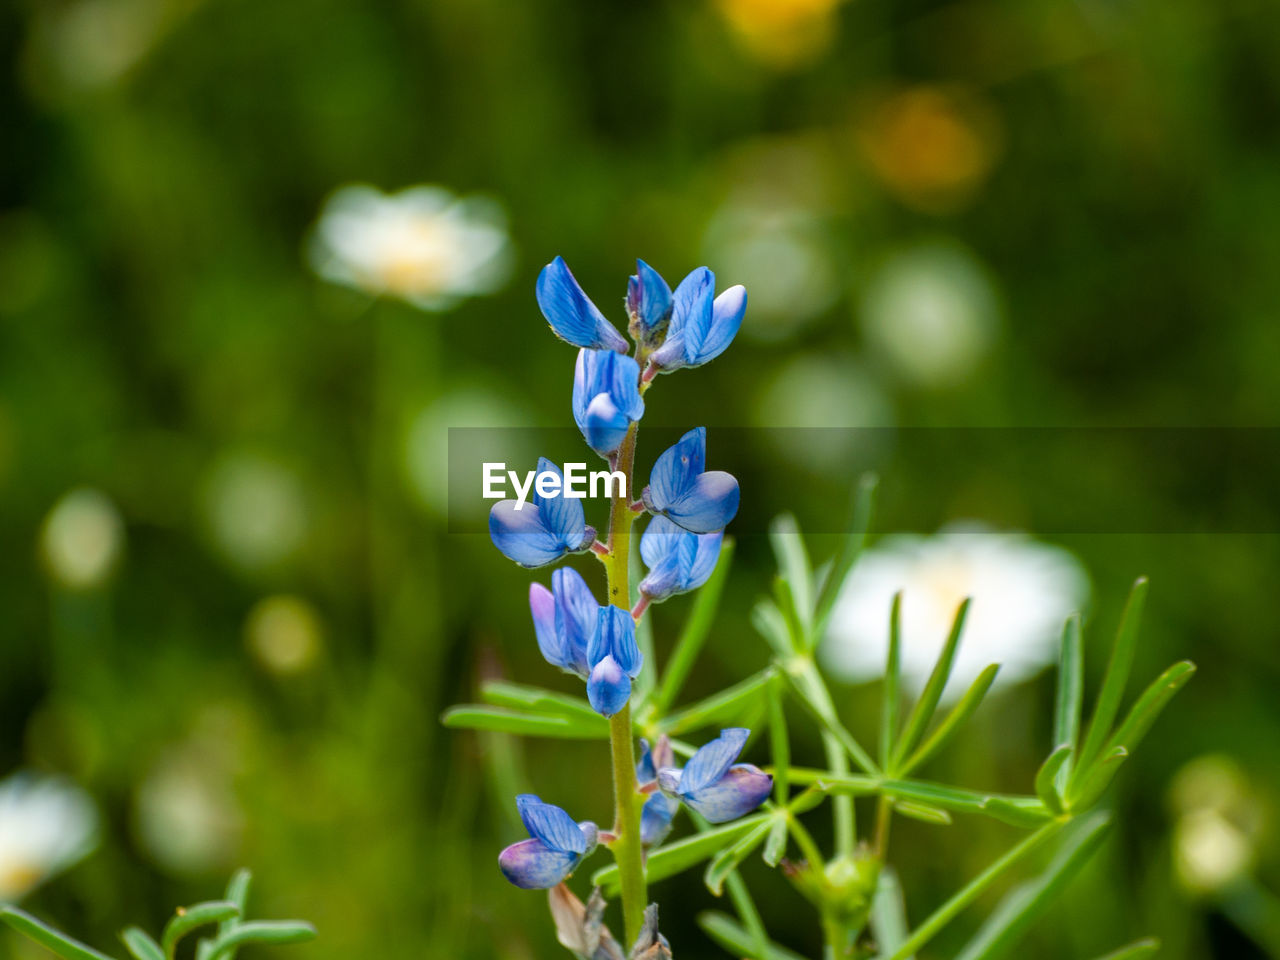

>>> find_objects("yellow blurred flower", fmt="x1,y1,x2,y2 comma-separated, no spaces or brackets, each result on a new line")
1169,755,1267,896
245,594,324,676
714,0,845,69
40,488,125,590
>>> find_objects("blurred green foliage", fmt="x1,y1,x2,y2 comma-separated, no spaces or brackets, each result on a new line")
2,0,1279,958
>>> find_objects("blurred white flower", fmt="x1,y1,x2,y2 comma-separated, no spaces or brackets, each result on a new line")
40,487,125,590
0,772,98,901
309,184,512,311
245,594,323,675
859,241,1001,388
134,747,242,877
822,525,1089,700
200,452,307,573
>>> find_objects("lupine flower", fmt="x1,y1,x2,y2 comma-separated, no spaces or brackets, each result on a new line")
637,738,679,846
537,257,629,352
642,428,740,535
530,567,599,678
498,794,598,890
490,459,596,568
0,772,98,901
638,516,723,603
821,525,1088,700
648,267,747,374
572,349,645,458
586,606,643,718
627,260,673,343
656,728,772,823
309,184,511,310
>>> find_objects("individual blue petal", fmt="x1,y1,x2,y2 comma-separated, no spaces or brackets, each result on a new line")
572,350,645,458
536,257,629,352
681,728,750,795
627,260,673,341
641,793,678,846
490,501,574,568
693,285,746,365
516,794,589,853
643,429,739,535
681,764,773,824
552,567,598,676
645,428,706,512
532,458,588,544
498,838,579,889
648,269,746,373
589,606,642,677
638,516,723,602
637,736,675,784
529,583,567,670
587,654,631,717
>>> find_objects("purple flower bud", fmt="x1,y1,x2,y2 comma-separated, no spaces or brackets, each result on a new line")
656,728,772,824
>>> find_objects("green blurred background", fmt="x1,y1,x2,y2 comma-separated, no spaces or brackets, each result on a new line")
2,0,1279,957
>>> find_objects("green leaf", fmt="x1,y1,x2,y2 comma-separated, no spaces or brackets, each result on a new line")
953,814,1112,960
705,817,775,895
1089,938,1161,960
592,815,769,893
480,681,600,723
1034,745,1072,816
803,773,1051,827
439,705,607,739
1053,615,1084,791
219,870,252,936
813,474,878,638
653,538,736,714
1,907,120,960
883,821,1064,960
891,599,971,772
880,592,903,769
763,816,788,867
752,599,795,659
120,930,163,960
778,664,880,775
1073,578,1148,788
769,514,814,642
767,674,790,803
1068,746,1129,812
1104,661,1196,757
660,668,775,736
162,903,239,959
203,922,316,960
869,866,912,960
893,800,953,825
900,663,999,776
697,911,808,960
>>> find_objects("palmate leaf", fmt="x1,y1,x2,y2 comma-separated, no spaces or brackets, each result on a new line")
697,911,808,960
1,907,120,960
592,814,769,894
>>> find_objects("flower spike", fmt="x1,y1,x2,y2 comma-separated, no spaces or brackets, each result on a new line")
498,794,598,889
586,606,643,717
647,267,746,374
642,428,739,535
627,260,674,343
529,567,599,677
537,257,629,352
638,516,723,603
573,349,645,458
490,458,595,568
656,728,772,823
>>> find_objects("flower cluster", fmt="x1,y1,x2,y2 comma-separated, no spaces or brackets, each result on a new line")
487,258,766,897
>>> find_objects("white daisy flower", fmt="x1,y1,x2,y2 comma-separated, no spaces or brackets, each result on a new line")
822,524,1089,700
308,184,512,310
0,772,98,901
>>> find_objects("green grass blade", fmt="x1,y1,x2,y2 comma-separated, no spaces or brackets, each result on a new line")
660,668,775,735
1089,938,1160,960
769,514,814,641
1073,578,1149,787
1,907,120,960
440,705,607,739
883,821,1063,960
1104,661,1197,757
881,592,903,769
1034,745,1072,816
697,911,808,960
900,663,999,776
162,903,239,959
768,673,790,803
120,930,163,960
705,817,775,895
892,599,971,772
813,474,879,637
653,538,736,714
592,815,769,893
869,866,912,960
953,814,1113,960
1053,615,1084,791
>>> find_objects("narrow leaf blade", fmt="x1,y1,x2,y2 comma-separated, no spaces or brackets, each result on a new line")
900,663,999,776
1053,615,1084,789
892,599,971,771
439,705,608,739
1,907,120,960
813,474,878,636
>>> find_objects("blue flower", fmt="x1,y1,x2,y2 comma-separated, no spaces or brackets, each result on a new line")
490,458,595,568
572,349,645,458
648,267,746,374
529,567,599,677
586,606,643,718
638,516,723,603
498,794,599,889
637,737,679,846
537,256,629,352
656,728,772,824
641,427,739,535
627,259,673,342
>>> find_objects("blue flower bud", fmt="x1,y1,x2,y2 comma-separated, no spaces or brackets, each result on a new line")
572,349,645,458
627,259,673,342
585,606,642,717
656,728,772,824
498,794,598,889
642,428,739,535
638,516,723,603
537,256,629,352
529,567,599,678
489,458,595,567
647,267,746,373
